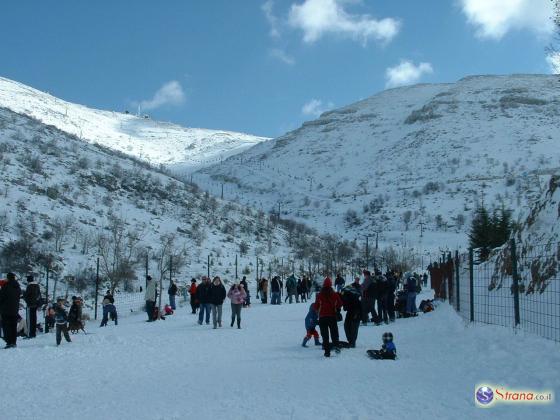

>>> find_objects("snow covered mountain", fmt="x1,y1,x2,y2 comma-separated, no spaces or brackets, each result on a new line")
0,106,313,294
198,75,560,252
0,77,267,171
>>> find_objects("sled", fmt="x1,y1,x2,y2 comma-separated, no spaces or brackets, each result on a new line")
366,349,396,360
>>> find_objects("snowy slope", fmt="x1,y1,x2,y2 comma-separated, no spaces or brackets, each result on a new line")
198,75,560,252
1,300,558,420
0,76,267,171
0,106,310,294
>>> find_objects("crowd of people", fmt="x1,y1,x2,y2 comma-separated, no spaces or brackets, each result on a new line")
1,267,431,355
300,269,426,357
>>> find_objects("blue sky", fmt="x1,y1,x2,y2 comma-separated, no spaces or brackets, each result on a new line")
0,0,556,137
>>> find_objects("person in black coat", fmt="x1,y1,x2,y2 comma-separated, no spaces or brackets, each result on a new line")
239,276,250,307
341,278,362,347
196,277,212,325
168,280,178,310
0,273,22,349
208,277,226,329
23,275,41,338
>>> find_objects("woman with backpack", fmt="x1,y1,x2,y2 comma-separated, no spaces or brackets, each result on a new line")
227,283,247,329
314,277,343,357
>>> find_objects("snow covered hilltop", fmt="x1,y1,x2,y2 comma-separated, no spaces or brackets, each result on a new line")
198,74,560,250
0,76,268,171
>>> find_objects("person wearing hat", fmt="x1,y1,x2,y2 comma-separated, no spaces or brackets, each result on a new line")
23,274,41,338
314,277,343,357
0,273,22,348
145,276,157,322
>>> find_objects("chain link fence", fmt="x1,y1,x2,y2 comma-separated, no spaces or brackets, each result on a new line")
433,240,560,342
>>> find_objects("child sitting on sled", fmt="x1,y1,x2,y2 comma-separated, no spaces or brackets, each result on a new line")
367,332,396,360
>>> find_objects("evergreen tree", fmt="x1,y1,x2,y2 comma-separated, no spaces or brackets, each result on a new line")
469,205,513,261
469,205,491,260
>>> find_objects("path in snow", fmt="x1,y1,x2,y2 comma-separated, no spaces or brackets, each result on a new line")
1,298,558,420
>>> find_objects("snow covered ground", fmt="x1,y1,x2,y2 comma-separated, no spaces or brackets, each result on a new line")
2,295,558,420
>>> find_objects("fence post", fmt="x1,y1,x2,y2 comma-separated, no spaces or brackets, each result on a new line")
45,264,50,333
469,248,474,322
94,257,100,321
510,238,521,326
455,250,460,312
145,252,149,289
235,254,238,280
207,255,210,278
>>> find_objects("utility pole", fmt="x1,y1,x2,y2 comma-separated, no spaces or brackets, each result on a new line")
419,221,425,238
221,183,224,200
365,236,369,270
94,257,100,321
278,202,281,223
235,254,238,280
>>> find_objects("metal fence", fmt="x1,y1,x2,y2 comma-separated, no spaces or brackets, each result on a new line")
434,240,560,342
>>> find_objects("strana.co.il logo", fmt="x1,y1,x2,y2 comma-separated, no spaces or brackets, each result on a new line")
475,384,553,407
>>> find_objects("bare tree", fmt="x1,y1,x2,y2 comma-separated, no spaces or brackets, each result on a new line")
153,234,187,311
402,210,412,231
50,215,75,253
96,216,142,292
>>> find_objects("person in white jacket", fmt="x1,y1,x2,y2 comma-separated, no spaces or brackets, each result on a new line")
145,276,157,322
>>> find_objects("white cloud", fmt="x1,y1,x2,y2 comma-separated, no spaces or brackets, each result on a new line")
269,48,296,65
288,0,400,45
460,0,554,39
139,81,185,111
547,52,560,74
385,60,434,88
302,98,334,117
262,0,281,38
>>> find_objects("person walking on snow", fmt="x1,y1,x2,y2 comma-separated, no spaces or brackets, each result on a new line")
100,291,118,327
23,274,41,338
314,277,343,357
0,273,21,349
259,278,268,304
227,283,247,329
334,273,345,293
168,280,178,311
301,303,321,347
341,277,362,348
189,279,198,314
240,276,250,307
270,276,281,305
196,277,212,325
285,274,297,304
209,277,226,328
54,297,71,346
405,274,418,316
145,276,157,322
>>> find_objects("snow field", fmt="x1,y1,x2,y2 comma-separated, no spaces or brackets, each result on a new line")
1,295,558,420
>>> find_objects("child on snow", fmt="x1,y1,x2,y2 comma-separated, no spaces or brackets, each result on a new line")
164,304,174,316
301,303,322,347
367,332,396,360
54,298,72,346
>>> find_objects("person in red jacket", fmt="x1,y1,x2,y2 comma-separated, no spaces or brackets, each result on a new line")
188,279,198,314
314,277,343,357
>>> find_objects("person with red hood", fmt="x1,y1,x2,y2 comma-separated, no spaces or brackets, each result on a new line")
314,277,343,357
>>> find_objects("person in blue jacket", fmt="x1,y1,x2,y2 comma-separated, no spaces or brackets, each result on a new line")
367,332,396,360
301,303,322,347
